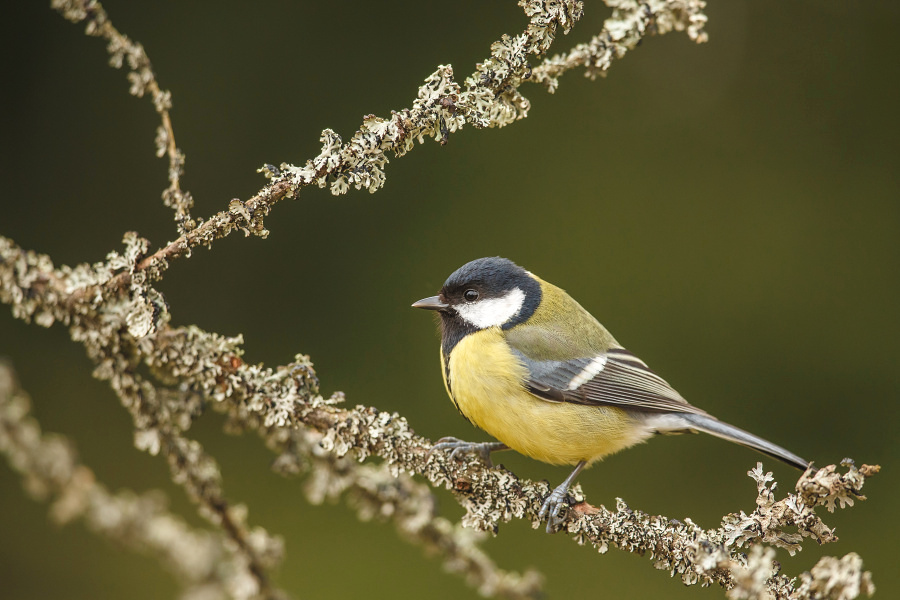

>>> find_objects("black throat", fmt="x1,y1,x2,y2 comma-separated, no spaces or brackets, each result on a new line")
438,273,541,357
439,314,478,361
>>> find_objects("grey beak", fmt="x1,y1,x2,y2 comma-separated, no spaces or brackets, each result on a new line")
411,295,448,310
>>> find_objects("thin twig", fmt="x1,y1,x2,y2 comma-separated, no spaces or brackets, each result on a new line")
51,0,194,231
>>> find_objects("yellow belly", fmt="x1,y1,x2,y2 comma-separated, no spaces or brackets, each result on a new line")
444,329,650,466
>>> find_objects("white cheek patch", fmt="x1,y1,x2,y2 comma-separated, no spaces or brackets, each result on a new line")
455,288,526,329
567,355,608,390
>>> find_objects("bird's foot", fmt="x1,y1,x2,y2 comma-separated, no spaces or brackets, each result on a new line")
538,481,573,533
428,437,507,467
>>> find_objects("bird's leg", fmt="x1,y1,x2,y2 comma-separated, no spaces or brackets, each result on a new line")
428,437,509,467
539,460,587,533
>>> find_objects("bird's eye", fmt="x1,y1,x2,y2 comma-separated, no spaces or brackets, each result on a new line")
463,289,479,302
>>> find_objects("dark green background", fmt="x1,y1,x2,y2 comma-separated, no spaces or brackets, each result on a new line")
2,1,897,598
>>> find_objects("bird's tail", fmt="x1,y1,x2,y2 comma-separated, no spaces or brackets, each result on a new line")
671,413,810,470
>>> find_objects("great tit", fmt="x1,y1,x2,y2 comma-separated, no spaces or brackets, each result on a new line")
413,257,809,533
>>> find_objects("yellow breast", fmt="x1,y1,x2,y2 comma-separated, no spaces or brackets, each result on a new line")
442,328,649,466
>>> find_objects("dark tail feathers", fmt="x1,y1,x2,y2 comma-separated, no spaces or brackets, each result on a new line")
678,413,810,471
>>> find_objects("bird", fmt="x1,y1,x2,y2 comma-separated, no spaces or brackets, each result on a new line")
412,256,809,533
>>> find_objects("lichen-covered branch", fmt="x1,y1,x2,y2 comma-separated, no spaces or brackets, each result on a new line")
41,0,708,310
51,0,194,231
532,0,709,91
1,1,879,599
271,0,708,198
0,235,543,600
109,367,285,599
0,233,880,598
151,321,877,598
153,324,879,599
0,360,275,600
272,427,543,599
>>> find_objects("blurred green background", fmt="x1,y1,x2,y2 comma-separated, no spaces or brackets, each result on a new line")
1,1,897,598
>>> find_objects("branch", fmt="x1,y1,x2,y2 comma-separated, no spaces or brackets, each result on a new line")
52,0,194,231
273,425,543,598
0,234,880,598
532,0,708,91
109,367,284,598
0,236,542,600
0,360,276,600
141,321,883,599
46,0,707,307
1,1,879,599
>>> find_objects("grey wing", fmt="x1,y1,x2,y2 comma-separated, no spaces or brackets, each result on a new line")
516,347,709,416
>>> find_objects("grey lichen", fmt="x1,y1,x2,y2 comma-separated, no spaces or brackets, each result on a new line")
37,0,709,311
0,361,274,600
795,553,875,600
0,1,879,599
1,231,543,598
533,0,708,91
275,425,543,598
727,545,778,600
52,0,194,232
2,231,878,599
274,0,707,198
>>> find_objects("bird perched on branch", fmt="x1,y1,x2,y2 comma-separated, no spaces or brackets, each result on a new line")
413,257,809,533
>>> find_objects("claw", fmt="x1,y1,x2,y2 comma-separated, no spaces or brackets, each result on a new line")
539,460,587,534
538,482,571,533
428,437,507,467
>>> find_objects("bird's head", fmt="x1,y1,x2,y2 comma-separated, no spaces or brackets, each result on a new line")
412,257,541,333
